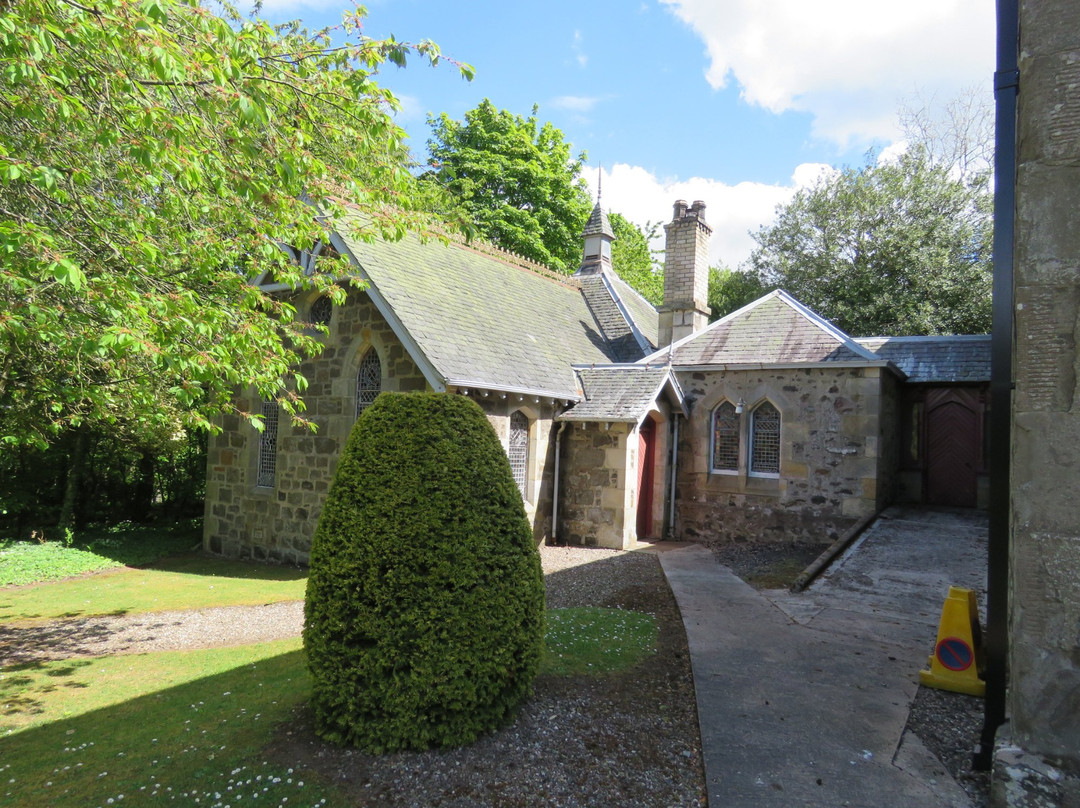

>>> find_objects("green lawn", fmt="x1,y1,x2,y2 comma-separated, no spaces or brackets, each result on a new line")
1,554,308,624
0,639,323,808
0,520,202,587
0,531,658,807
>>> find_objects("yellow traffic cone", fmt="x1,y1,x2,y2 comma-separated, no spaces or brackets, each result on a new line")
919,586,986,697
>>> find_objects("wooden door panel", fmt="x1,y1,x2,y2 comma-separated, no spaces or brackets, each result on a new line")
926,399,978,507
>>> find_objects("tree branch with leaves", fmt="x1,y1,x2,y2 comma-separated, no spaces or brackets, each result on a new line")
0,0,471,447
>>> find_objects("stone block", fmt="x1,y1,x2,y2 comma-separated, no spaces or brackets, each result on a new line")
841,496,874,518
600,486,627,510
782,461,808,479
1018,52,1080,164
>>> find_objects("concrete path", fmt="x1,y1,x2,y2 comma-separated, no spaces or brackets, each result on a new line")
660,507,987,808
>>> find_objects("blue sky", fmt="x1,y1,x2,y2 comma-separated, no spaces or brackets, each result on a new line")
256,0,995,268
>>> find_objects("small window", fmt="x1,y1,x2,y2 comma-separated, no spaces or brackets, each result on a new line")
309,296,332,327
750,401,781,476
712,401,740,472
355,350,382,418
508,410,529,497
256,400,279,488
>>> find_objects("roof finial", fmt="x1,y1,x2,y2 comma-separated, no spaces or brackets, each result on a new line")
597,162,603,203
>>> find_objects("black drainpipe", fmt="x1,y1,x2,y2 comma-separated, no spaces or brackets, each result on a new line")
975,0,1018,772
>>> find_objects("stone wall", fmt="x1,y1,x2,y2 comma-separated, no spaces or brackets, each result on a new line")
557,406,675,549
997,0,1080,799
659,200,711,346
673,365,897,545
202,289,430,563
466,393,559,543
559,422,632,548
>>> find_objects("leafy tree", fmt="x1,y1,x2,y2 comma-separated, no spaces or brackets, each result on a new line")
0,0,467,447
304,392,545,752
425,100,593,272
610,212,663,305
707,266,770,322
747,148,992,337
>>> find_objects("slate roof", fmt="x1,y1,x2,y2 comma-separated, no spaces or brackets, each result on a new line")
329,213,647,400
577,271,658,363
646,290,885,368
606,271,660,350
855,336,991,383
582,201,615,238
558,365,686,422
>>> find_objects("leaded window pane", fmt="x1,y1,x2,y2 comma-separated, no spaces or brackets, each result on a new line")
750,401,781,475
309,296,332,326
257,401,279,488
712,401,739,471
509,411,529,496
355,351,381,418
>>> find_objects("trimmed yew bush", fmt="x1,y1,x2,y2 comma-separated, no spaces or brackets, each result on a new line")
303,392,545,752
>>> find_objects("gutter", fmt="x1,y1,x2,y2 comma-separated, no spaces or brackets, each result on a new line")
975,0,1018,771
667,415,680,536
550,422,568,544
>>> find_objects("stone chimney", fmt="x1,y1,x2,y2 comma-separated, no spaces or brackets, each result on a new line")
659,199,711,347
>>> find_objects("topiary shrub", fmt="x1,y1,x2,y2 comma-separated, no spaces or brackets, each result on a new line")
303,392,545,752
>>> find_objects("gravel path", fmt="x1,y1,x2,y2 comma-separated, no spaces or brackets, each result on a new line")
1,544,707,807
0,545,632,666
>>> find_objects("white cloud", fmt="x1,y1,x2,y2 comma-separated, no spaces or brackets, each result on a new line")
572,30,588,68
584,162,830,269
659,0,994,147
550,95,603,114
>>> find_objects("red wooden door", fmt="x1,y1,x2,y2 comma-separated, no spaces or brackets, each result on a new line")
926,392,979,507
637,418,656,538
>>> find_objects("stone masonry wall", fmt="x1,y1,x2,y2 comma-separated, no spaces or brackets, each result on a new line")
466,393,559,543
1000,0,1080,796
659,200,711,346
673,366,895,545
202,289,429,564
559,422,632,548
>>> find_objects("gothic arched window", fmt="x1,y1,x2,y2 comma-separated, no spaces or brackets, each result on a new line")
508,410,530,497
355,350,382,418
750,401,781,476
711,401,740,472
256,400,279,488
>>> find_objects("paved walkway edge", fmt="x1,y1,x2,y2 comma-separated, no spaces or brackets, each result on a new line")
660,543,973,808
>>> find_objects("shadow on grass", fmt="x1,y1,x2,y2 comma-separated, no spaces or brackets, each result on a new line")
142,552,308,582
0,647,320,808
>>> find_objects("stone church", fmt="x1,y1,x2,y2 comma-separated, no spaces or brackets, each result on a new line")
203,199,989,563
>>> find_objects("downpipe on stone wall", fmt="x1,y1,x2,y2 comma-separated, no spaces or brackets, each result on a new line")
975,0,1019,772
550,421,568,544
667,416,680,537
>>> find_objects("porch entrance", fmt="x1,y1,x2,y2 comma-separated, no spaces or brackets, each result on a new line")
636,417,657,538
925,389,981,507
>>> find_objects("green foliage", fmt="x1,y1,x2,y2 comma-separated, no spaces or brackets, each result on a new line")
425,100,593,272
707,266,770,322
303,393,545,752
0,425,206,533
610,213,663,305
748,148,992,337
0,519,200,587
0,0,468,447
541,607,657,675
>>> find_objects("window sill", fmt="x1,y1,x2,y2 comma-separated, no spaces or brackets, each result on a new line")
706,472,780,496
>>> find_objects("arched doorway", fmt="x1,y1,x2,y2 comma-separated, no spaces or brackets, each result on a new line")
926,390,981,507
